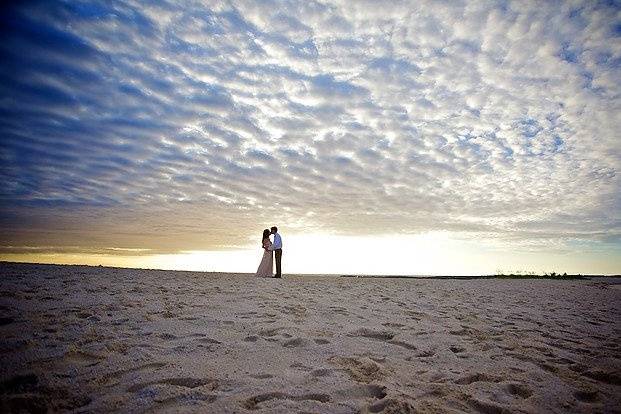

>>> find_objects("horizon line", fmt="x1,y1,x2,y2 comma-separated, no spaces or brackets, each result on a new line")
2,261,619,278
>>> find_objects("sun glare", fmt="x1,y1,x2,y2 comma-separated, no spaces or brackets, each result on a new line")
135,232,496,275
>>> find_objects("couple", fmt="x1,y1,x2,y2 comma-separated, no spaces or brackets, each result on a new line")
255,226,282,278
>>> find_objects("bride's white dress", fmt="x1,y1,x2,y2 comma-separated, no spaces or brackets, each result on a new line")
255,238,273,278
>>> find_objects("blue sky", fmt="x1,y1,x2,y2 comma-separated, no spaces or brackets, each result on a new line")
0,1,620,274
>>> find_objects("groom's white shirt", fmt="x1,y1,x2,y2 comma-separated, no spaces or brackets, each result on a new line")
270,233,282,250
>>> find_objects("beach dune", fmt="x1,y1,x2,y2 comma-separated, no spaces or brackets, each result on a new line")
1,262,620,413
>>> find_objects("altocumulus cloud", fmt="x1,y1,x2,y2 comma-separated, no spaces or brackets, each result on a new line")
0,0,619,256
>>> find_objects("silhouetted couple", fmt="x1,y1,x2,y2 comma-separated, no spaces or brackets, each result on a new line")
255,226,282,278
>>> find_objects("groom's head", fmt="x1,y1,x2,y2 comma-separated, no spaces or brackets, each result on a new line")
270,226,277,234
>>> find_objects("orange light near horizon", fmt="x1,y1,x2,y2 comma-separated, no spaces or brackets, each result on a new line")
2,232,618,275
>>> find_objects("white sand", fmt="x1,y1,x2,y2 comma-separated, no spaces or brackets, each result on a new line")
1,263,620,413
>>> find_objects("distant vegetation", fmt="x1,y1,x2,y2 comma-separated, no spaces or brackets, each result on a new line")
341,271,589,280
493,270,586,279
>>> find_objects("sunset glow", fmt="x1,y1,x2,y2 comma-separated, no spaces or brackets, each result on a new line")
2,232,619,276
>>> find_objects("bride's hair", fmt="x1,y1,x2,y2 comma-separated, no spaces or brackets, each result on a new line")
262,229,270,242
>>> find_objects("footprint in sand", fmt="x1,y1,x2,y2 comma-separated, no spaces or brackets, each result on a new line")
455,373,502,385
448,327,470,336
581,369,621,385
334,384,387,399
382,322,405,328
242,392,330,410
127,377,218,393
504,383,533,398
413,349,436,358
328,356,387,383
150,391,217,408
250,373,273,379
64,348,105,366
258,327,285,337
282,338,306,348
388,340,417,350
348,328,395,341
197,337,222,345
574,389,599,403
99,362,167,387
311,368,334,377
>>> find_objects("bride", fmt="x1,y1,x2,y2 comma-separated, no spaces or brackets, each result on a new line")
255,229,273,278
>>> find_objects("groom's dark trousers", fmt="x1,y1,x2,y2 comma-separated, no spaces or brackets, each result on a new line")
274,249,282,278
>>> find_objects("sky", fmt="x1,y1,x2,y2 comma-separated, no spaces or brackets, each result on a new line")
0,0,620,275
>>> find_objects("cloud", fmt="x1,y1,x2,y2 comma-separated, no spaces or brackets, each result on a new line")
0,0,619,257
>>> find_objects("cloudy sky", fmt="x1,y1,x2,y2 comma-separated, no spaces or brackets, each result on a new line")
0,0,620,275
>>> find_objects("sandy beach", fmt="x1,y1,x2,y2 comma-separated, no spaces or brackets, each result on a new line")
1,262,620,413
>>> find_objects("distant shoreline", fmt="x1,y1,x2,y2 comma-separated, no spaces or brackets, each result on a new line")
1,261,619,279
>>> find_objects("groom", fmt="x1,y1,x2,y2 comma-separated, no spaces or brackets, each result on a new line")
270,226,282,278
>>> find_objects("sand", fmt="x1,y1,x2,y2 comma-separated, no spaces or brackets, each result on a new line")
1,262,620,413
